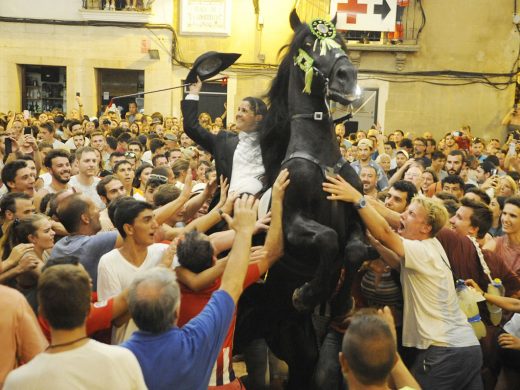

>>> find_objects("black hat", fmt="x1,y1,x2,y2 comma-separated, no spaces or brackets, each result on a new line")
186,51,241,84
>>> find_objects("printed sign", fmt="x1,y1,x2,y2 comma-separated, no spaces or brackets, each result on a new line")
331,0,397,32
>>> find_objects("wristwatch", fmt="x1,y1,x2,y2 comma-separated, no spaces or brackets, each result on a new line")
354,196,367,210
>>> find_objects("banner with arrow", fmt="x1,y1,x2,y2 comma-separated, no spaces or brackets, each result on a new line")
331,0,397,32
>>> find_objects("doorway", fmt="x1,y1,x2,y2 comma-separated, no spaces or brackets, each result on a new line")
97,69,144,117
21,65,67,114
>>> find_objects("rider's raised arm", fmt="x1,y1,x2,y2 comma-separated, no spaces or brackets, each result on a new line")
181,78,218,155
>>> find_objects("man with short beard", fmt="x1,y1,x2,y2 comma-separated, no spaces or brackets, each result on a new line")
359,165,378,198
445,150,466,176
34,149,72,211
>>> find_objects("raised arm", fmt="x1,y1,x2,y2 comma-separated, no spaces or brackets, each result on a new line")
181,78,218,154
153,170,192,225
323,175,404,259
256,169,289,273
219,195,258,303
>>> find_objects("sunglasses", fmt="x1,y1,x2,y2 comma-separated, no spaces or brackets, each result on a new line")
148,174,168,184
124,152,136,159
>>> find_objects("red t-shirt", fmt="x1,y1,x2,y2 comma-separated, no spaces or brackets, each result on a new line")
38,294,114,341
178,263,261,386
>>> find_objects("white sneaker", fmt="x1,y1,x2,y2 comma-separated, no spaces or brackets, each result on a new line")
109,4,115,10
104,2,110,10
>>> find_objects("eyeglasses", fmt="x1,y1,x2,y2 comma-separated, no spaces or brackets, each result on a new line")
148,174,168,184
124,152,136,159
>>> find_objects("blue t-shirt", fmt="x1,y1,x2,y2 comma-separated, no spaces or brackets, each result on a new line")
50,231,118,291
122,290,235,390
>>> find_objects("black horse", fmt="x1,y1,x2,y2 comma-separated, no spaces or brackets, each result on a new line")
253,10,374,389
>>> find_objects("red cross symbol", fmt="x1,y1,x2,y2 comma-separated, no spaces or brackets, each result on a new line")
337,0,368,24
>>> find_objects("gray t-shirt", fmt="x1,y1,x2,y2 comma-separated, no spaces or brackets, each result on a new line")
50,231,118,291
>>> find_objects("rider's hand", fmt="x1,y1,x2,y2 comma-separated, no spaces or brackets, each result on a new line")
189,77,202,95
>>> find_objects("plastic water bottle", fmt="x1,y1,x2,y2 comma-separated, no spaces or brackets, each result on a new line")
487,278,505,326
456,280,487,339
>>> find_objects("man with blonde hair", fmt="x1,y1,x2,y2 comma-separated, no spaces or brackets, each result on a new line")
323,177,483,390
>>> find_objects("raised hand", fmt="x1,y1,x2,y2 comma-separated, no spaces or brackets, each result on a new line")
272,169,290,203
323,174,362,204
180,168,193,199
222,195,258,234
189,77,203,95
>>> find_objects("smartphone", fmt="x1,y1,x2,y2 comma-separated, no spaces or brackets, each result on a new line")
5,138,12,155
509,141,517,154
23,110,30,119
23,127,33,136
76,92,81,97
452,131,462,137
491,169,498,176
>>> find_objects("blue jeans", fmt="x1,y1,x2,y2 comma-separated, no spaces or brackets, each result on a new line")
411,345,483,390
312,329,346,390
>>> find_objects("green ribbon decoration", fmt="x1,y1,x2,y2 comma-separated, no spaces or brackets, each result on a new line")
294,48,314,94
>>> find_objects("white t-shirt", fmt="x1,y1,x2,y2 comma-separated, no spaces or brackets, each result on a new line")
141,150,152,165
504,313,520,337
52,139,68,150
39,172,52,188
4,339,147,390
401,237,479,349
97,243,168,343
69,175,105,210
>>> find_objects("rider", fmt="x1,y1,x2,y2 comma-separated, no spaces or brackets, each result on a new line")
182,78,267,197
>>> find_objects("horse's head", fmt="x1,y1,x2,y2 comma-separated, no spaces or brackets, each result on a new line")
290,10,359,105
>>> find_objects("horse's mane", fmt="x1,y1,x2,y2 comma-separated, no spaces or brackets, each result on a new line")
259,19,348,187
259,24,310,187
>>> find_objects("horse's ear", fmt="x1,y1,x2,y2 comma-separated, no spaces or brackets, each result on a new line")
290,8,302,31
331,13,337,25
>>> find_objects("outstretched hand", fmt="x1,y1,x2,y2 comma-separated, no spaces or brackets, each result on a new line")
272,169,290,203
222,194,258,234
323,175,362,204
180,168,193,199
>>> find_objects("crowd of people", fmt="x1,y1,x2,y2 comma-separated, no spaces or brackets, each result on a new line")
1,81,520,390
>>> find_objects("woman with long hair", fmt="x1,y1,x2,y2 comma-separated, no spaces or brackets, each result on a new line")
133,162,153,201
0,214,55,311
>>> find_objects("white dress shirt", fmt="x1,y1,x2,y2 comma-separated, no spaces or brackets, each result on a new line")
229,131,264,195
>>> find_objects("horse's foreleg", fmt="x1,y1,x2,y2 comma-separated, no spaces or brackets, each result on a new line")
344,218,379,265
286,213,339,312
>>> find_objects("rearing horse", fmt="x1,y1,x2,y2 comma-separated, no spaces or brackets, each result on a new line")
256,10,373,389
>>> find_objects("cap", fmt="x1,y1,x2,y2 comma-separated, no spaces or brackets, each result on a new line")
358,138,373,150
396,149,409,159
186,51,241,84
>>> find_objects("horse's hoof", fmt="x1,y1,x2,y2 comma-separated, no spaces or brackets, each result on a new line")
292,283,316,312
345,240,378,264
